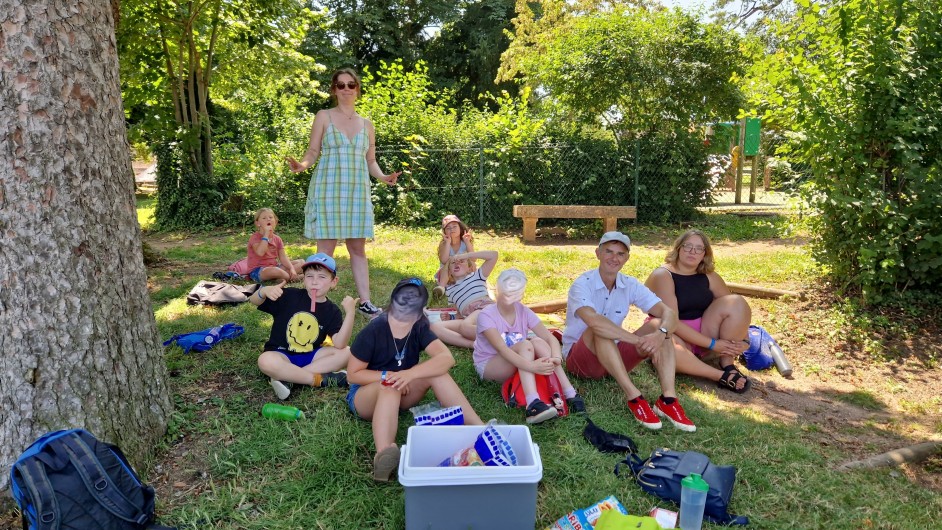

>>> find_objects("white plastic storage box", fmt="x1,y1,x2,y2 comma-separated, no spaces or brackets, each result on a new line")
398,425,543,530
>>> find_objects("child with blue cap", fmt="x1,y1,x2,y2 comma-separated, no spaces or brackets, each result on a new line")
252,253,358,400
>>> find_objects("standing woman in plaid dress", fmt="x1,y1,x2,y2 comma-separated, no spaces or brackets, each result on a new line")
288,68,401,318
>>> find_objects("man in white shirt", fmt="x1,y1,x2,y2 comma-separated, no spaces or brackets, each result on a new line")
562,232,695,432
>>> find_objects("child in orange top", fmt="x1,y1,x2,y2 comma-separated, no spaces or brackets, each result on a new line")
247,208,305,283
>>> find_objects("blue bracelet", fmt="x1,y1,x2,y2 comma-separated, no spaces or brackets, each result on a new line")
261,237,270,242
381,370,387,382
709,338,716,350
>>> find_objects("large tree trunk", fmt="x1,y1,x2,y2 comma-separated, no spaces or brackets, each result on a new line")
0,0,172,491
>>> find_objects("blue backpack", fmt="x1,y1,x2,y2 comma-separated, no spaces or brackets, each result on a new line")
162,323,244,354
10,429,175,530
741,325,777,371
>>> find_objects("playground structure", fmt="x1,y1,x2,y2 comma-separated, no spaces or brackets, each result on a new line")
706,118,785,209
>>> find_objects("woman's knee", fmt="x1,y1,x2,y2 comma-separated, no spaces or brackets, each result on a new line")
345,238,366,257
716,294,751,316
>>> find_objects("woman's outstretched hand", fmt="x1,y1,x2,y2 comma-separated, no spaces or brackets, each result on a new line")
382,171,402,186
286,156,307,173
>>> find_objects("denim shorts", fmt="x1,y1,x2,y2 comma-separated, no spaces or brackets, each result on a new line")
346,384,361,414
248,266,264,283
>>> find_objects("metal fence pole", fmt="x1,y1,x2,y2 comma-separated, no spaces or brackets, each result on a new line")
633,140,640,210
478,147,484,226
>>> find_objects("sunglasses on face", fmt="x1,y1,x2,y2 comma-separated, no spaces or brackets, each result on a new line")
334,81,358,90
681,244,706,254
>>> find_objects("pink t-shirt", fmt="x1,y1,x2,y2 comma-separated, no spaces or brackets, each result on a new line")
247,232,285,269
472,302,541,365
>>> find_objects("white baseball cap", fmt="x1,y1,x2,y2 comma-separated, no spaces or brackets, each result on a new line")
598,231,631,249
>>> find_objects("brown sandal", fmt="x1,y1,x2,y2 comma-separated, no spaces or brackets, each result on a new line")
718,365,751,394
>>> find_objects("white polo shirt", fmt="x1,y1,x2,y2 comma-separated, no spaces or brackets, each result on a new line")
562,268,661,356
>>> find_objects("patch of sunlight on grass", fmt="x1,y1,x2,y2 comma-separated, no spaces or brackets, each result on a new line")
138,196,156,230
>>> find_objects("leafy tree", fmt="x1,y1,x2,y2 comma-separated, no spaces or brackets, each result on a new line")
117,0,317,228
0,0,171,490
424,0,520,109
500,0,745,137
751,0,942,300
310,0,457,73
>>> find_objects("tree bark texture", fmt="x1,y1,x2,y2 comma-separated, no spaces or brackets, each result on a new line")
0,0,172,491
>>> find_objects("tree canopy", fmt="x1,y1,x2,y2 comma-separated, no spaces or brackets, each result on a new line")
500,0,745,135
749,0,942,300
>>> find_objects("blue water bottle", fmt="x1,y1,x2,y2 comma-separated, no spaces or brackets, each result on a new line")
679,473,709,530
204,326,223,344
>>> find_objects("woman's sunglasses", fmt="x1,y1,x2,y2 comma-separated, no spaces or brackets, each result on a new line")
334,81,358,90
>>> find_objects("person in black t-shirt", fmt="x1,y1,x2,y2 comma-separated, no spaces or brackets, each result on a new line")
346,278,484,481
253,253,358,400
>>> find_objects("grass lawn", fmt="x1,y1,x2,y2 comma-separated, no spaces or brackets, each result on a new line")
139,212,941,529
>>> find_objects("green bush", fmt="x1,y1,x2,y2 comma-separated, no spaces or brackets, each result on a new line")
153,141,236,230
754,0,942,301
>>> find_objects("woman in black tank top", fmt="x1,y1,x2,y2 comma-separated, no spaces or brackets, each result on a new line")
642,230,753,393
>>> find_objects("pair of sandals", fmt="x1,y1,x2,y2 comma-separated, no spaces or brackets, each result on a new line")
718,365,751,394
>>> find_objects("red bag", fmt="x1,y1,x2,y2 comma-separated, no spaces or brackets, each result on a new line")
501,371,569,417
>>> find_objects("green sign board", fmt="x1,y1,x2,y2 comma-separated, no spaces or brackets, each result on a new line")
743,118,761,156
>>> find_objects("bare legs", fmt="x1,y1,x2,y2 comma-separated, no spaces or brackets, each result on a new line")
317,238,372,303
482,337,577,395
644,294,751,390
429,310,481,348
354,374,485,456
257,348,351,385
700,294,751,368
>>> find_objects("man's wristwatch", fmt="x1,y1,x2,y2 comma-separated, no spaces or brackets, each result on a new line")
658,326,670,339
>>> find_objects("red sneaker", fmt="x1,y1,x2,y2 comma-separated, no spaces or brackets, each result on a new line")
654,397,697,432
626,397,662,430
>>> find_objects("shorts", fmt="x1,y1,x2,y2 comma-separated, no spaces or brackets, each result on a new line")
346,384,361,414
248,266,265,283
274,347,322,368
645,315,706,357
474,358,490,379
460,298,494,318
249,264,292,283
565,337,643,379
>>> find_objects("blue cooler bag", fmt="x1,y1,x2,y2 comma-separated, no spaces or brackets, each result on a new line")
741,325,776,371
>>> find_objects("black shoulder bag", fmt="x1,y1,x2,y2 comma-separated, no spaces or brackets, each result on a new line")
616,448,749,526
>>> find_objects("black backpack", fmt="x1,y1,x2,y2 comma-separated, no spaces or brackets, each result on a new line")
10,429,175,530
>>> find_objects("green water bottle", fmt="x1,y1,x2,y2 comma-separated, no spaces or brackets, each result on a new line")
261,403,305,421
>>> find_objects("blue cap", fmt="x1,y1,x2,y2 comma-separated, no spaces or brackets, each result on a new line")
301,253,337,274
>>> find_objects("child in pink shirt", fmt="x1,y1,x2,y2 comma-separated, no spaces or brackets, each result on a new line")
247,208,305,283
473,268,584,424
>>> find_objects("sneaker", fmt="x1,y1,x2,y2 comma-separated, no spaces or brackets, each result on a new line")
373,445,400,482
626,396,662,430
654,397,696,432
525,399,558,424
358,300,383,319
270,379,293,401
320,371,348,388
567,394,586,414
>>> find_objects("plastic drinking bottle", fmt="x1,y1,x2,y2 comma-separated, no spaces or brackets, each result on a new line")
769,342,793,377
261,403,305,421
204,326,223,344
679,473,709,530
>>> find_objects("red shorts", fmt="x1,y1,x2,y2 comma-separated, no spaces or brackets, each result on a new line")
566,337,643,379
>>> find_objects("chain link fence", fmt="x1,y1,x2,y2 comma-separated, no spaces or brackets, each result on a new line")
374,138,794,229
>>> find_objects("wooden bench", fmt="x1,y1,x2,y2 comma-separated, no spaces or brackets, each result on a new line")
512,205,637,242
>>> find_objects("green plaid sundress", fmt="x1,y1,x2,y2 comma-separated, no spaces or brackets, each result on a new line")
304,118,373,240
